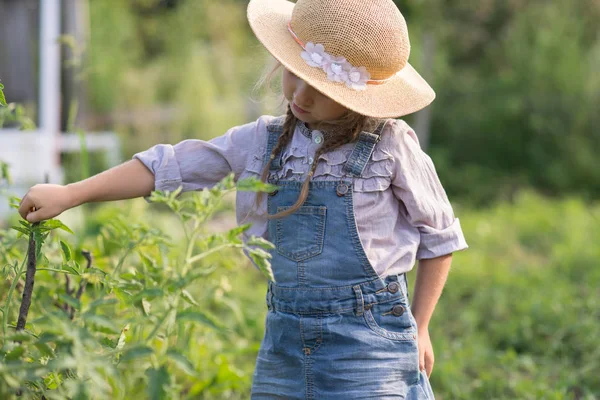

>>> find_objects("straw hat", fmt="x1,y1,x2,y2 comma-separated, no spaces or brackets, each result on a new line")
247,0,435,118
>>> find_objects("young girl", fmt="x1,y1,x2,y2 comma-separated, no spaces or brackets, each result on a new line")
19,0,468,398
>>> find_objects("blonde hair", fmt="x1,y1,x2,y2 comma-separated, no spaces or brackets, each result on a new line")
254,62,383,219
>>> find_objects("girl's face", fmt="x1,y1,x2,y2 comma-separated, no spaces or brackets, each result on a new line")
282,68,348,129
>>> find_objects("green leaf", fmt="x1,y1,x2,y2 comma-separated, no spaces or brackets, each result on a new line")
0,82,6,107
180,290,199,306
58,293,81,310
146,365,170,400
5,332,33,343
87,298,119,311
11,226,29,236
116,324,130,351
4,346,25,361
176,310,225,332
247,236,276,250
34,342,55,358
236,176,279,193
226,224,251,241
1,162,11,184
40,219,74,234
60,240,72,262
248,248,275,282
132,288,163,303
61,264,80,275
167,350,196,376
9,196,21,210
82,313,119,334
120,345,154,362
141,298,151,315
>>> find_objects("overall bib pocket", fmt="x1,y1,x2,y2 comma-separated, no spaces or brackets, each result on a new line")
275,205,327,261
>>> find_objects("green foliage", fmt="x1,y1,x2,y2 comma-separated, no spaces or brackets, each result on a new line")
410,191,600,399
423,0,600,203
0,175,274,399
0,102,36,130
0,82,6,107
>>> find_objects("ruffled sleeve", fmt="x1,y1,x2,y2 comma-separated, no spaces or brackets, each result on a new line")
386,119,468,259
133,116,271,193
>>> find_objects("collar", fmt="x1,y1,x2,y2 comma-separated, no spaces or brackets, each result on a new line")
296,121,313,138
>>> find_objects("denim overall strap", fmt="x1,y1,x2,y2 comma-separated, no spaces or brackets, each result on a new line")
265,116,286,171
342,122,385,178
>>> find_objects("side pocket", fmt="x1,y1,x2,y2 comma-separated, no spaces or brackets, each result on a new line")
362,298,417,341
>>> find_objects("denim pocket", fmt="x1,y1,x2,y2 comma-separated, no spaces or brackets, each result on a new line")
363,298,417,341
275,206,327,261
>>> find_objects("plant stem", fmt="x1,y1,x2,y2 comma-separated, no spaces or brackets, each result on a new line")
2,257,27,338
186,243,243,266
113,235,147,276
16,224,39,331
146,308,172,342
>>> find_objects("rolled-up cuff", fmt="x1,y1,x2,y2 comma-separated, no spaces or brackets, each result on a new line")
416,218,468,260
133,145,184,202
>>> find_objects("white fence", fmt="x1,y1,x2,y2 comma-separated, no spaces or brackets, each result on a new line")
0,129,121,219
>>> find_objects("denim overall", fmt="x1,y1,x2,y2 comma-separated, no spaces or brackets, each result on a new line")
251,118,435,399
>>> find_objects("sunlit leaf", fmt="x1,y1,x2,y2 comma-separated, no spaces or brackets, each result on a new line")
180,290,199,306
0,82,6,107
247,248,275,282
247,236,276,250
60,240,72,262
40,219,74,234
116,324,130,351
141,298,151,315
236,176,279,193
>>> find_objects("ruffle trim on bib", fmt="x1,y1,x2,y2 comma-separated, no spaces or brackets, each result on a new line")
245,143,395,193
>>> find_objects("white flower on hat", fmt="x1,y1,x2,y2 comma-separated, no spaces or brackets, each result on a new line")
346,66,370,91
301,42,330,67
296,36,372,92
325,56,350,83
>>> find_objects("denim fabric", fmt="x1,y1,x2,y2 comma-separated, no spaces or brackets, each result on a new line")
251,118,435,399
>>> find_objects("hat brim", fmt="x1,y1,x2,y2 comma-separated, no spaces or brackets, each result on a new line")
247,0,436,119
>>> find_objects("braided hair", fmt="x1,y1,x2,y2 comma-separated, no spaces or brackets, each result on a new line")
259,104,380,219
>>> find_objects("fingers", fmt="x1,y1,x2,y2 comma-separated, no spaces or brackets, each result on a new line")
424,352,434,378
18,194,34,220
19,191,46,223
26,209,43,223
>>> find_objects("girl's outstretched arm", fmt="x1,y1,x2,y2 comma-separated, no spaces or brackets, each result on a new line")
19,159,155,223
411,253,453,377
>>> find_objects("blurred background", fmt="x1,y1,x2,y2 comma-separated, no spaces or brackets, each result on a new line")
0,0,599,398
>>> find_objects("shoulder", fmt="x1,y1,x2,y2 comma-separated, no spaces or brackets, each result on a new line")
231,114,281,135
378,118,422,152
224,115,282,148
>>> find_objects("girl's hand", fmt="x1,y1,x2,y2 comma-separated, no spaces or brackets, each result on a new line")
18,184,76,223
418,326,435,378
